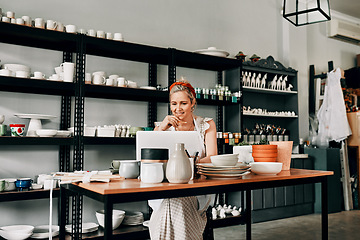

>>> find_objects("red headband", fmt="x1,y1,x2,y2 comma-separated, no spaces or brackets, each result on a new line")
169,82,196,98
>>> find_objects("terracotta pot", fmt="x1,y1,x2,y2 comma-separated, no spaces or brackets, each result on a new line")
252,152,278,158
253,157,277,162
252,145,277,150
269,141,293,170
252,149,278,154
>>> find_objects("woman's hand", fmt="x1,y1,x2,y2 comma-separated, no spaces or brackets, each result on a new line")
155,115,186,131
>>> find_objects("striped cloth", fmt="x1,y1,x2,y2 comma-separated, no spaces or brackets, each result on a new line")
149,196,210,240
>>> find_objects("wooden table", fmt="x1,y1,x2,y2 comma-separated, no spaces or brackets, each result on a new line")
59,169,333,240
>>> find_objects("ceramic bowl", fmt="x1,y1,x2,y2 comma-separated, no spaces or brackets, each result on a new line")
55,130,71,137
31,225,59,239
0,230,33,240
0,225,34,234
95,210,125,230
36,129,57,137
15,178,33,189
250,162,283,175
210,154,239,166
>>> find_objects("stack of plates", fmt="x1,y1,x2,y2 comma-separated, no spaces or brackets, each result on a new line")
65,222,99,234
122,211,144,226
197,163,251,179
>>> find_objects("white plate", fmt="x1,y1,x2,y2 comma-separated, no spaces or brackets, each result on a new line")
31,225,59,239
30,77,45,80
65,222,98,233
194,48,229,57
14,113,57,120
200,171,250,180
197,163,249,169
55,130,72,137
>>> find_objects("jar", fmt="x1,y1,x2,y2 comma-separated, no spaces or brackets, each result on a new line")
202,88,209,99
141,148,169,176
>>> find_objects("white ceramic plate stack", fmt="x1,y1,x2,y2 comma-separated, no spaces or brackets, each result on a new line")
31,225,59,239
36,129,58,137
122,211,144,226
196,163,251,179
2,64,31,77
65,222,99,234
194,47,230,58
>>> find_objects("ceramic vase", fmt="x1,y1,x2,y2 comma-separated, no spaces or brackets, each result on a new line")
252,145,278,162
166,143,192,184
269,141,293,170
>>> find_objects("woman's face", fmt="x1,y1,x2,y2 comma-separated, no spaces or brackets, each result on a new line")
170,91,195,120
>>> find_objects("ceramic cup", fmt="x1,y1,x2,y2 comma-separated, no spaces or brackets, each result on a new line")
78,28,86,34
141,163,164,183
33,71,45,79
85,73,92,84
0,179,9,192
6,11,15,18
46,20,57,30
105,78,114,86
113,33,123,41
57,22,64,32
22,16,32,26
16,18,24,25
117,77,127,87
44,179,57,190
1,16,10,23
61,62,75,82
106,32,113,40
15,178,32,190
10,124,25,136
15,70,29,78
0,125,7,136
119,160,140,179
87,29,96,37
34,18,45,28
111,160,121,170
92,71,105,77
93,74,105,85
49,74,60,81
3,178,16,191
0,69,12,76
54,66,63,74
96,30,105,38
65,24,76,33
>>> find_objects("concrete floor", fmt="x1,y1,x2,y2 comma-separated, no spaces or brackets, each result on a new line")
214,210,360,240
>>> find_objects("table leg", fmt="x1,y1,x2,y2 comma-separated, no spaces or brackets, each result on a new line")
321,177,328,240
59,186,66,240
104,197,113,240
246,189,252,240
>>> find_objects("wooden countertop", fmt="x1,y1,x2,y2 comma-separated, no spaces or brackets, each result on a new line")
74,169,333,195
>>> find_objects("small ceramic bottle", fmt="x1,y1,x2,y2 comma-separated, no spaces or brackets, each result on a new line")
166,143,192,184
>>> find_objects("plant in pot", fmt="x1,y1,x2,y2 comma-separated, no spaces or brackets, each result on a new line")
251,139,278,162
233,141,253,164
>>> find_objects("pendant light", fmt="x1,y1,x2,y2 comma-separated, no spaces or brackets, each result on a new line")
283,0,331,26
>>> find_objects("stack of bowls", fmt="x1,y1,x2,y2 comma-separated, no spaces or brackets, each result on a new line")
3,64,31,77
252,145,277,162
210,153,239,166
95,209,125,230
0,225,34,240
122,211,144,226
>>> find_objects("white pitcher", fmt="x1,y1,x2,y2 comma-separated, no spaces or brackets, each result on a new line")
166,143,192,184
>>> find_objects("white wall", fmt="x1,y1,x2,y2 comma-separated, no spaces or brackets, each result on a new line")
1,0,359,226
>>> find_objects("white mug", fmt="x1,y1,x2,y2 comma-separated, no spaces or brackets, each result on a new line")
0,69,12,76
34,18,45,28
22,16,32,26
37,174,52,185
92,71,106,78
15,70,29,78
1,17,10,23
65,24,77,33
6,11,15,19
78,28,86,34
113,33,123,41
87,29,96,37
117,77,127,87
57,22,64,32
141,163,164,183
127,80,137,88
96,30,105,38
43,179,57,190
106,32,113,40
33,71,45,79
16,18,24,25
54,66,63,74
109,75,119,86
105,78,113,86
49,74,60,81
46,20,57,30
61,62,75,82
93,75,105,85
85,73,92,84
10,18,16,24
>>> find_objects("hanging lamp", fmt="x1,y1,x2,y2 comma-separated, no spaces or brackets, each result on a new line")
283,0,331,26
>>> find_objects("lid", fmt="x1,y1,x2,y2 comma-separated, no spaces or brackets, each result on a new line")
9,124,25,127
141,148,168,160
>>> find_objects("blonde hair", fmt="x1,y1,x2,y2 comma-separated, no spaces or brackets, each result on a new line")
169,79,196,105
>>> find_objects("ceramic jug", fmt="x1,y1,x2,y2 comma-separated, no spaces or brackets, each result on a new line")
166,143,192,184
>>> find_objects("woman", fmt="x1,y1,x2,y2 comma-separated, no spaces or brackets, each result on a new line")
149,79,217,240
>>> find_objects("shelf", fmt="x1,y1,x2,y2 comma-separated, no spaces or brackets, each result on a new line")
174,49,241,71
242,64,297,76
242,86,297,95
84,36,169,64
84,85,169,102
0,22,77,52
84,137,136,145
243,113,298,118
55,225,150,240
0,136,74,145
212,215,245,228
0,188,59,202
0,76,75,96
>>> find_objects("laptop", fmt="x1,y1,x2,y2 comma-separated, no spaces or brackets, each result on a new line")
136,131,203,160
